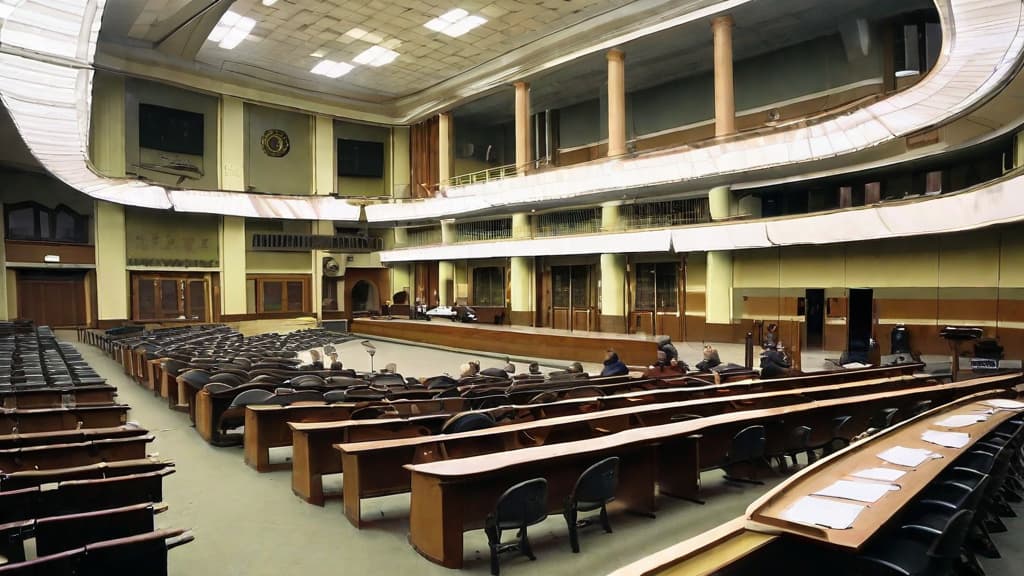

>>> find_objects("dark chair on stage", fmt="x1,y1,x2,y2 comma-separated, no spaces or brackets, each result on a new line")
485,478,548,576
563,456,619,553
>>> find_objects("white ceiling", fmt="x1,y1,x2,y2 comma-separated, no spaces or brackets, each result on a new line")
102,0,630,103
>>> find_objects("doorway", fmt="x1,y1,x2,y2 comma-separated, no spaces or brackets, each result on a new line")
16,270,87,327
551,265,592,332
805,289,825,349
131,274,209,321
847,288,874,362
351,280,379,314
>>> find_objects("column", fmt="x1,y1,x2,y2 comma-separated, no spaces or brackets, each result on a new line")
89,72,126,177
221,96,246,190
438,261,455,307
94,201,129,322
711,15,736,137
394,227,408,247
220,216,246,316
606,49,627,157
601,202,623,233
708,185,734,220
314,115,335,195
0,206,6,320
440,220,455,245
514,81,531,174
392,126,411,198
707,185,734,324
600,253,627,333
510,256,534,326
511,213,531,240
311,220,333,320
737,194,762,218
438,112,452,186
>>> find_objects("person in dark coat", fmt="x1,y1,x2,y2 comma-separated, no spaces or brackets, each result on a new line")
328,352,343,371
600,349,628,377
695,345,721,372
760,345,794,378
305,349,324,370
643,350,686,379
480,366,509,379
655,336,679,362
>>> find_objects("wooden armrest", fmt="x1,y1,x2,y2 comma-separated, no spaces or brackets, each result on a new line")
166,530,195,550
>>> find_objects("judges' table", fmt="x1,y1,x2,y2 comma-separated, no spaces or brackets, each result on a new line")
402,373,1019,568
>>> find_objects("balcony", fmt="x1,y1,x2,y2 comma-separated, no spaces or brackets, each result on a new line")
250,234,383,252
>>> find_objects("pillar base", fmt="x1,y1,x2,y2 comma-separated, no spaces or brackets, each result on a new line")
600,315,626,334
509,311,534,326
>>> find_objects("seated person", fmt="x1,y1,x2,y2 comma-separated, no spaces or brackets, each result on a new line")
600,349,629,377
303,349,324,370
764,323,779,349
328,352,343,371
694,345,721,372
381,362,398,374
480,366,509,379
549,361,588,380
528,361,542,376
458,362,479,379
423,375,459,390
643,351,686,379
503,363,517,377
760,345,795,378
655,336,679,362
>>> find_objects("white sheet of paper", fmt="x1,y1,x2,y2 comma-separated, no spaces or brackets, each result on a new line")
935,414,988,428
813,480,897,503
921,430,970,448
877,446,936,467
984,399,1024,410
782,496,865,529
850,467,906,482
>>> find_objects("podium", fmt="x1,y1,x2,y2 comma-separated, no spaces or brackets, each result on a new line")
938,326,983,381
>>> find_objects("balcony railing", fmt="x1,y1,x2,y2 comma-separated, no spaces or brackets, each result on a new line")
622,198,711,229
250,233,383,252
534,208,602,237
453,218,512,243
404,226,443,247
445,164,519,188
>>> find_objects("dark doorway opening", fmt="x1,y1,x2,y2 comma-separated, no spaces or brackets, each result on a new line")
846,288,874,363
805,289,825,349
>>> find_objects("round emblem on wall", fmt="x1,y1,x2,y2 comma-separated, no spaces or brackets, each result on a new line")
261,129,290,158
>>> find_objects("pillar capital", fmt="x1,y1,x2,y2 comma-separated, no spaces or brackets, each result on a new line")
606,48,625,62
711,14,734,30
513,80,530,91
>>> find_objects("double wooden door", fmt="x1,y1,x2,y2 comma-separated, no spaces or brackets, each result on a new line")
550,265,593,331
132,274,209,321
16,270,87,327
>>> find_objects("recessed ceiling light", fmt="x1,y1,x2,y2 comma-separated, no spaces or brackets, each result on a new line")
310,49,327,58
344,27,368,40
353,45,399,67
311,59,354,79
261,0,277,5
425,8,487,37
209,10,256,49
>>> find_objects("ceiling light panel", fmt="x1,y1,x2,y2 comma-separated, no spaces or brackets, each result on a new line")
425,8,487,37
353,45,399,67
311,59,354,78
209,10,256,50
261,0,277,5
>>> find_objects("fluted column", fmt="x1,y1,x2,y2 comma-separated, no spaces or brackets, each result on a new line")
712,15,736,137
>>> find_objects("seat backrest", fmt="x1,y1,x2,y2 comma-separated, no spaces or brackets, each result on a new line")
289,375,326,388
527,391,558,405
372,373,406,388
441,411,496,434
904,400,933,419
349,406,393,420
493,478,548,529
0,548,82,575
425,375,459,390
927,509,974,561
572,456,619,504
869,408,899,429
202,382,234,394
228,389,276,408
728,425,767,460
786,426,812,450
560,386,605,399
274,390,324,405
322,390,347,403
178,369,211,388
830,415,852,437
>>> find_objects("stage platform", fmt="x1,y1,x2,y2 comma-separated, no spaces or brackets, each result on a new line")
350,318,658,364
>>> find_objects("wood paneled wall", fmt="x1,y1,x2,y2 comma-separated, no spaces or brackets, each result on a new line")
410,117,439,198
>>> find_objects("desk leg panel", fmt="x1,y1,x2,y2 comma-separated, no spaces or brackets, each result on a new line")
409,472,464,568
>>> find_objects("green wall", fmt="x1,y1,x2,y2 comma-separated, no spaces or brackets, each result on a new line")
125,207,219,267
245,104,313,196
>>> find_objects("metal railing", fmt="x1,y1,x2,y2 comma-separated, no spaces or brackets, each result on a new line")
453,218,512,243
404,226,443,247
621,198,711,229
534,208,602,237
250,233,383,252
445,163,519,187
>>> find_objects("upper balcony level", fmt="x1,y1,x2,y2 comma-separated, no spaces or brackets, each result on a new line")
1,0,1023,250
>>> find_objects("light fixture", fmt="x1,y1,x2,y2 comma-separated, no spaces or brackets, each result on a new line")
425,9,487,37
311,59,354,78
353,45,399,67
261,0,277,5
208,10,256,50
310,49,326,58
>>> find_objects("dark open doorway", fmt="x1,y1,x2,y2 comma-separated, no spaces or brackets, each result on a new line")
805,289,825,349
847,288,874,363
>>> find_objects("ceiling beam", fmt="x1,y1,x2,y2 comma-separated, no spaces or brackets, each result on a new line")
150,0,235,60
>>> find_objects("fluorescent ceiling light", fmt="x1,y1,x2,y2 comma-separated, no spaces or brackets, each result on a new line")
344,27,368,40
425,9,487,37
310,49,326,58
353,45,399,67
209,10,256,49
311,59,354,78
262,0,277,5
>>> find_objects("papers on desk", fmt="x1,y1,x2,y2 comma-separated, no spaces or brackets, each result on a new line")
841,362,872,369
935,414,988,428
782,496,865,530
850,467,906,482
983,399,1024,410
921,430,970,449
877,446,939,467
813,479,898,503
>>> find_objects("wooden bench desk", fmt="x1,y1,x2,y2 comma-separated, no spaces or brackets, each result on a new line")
0,435,154,472
0,425,148,450
746,391,1021,549
325,373,934,518
402,374,1018,568
0,405,131,434
0,458,173,491
1,385,117,410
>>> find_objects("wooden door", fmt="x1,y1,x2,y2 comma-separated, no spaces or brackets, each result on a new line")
16,270,86,327
414,263,439,307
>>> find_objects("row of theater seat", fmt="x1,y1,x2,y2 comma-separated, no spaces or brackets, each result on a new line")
0,322,191,574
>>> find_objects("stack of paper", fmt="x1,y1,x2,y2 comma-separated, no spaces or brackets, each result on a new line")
877,446,938,467
850,467,906,482
984,399,1024,410
921,430,970,448
935,414,988,428
782,496,865,529
813,480,898,503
